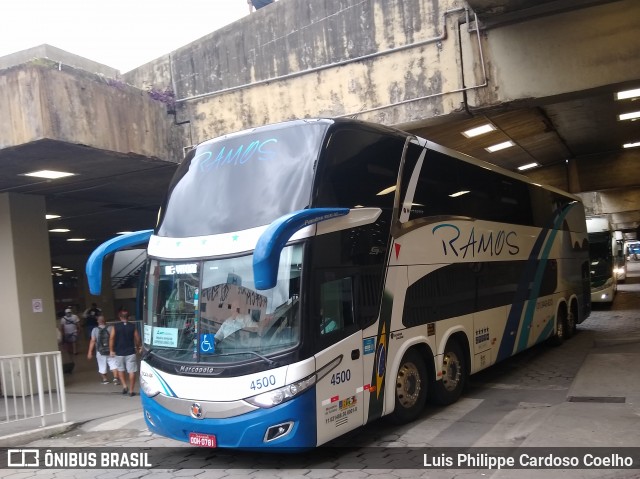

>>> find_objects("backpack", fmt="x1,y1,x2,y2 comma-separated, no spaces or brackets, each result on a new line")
97,328,110,355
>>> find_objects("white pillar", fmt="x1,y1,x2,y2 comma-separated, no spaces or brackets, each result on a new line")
0,193,58,356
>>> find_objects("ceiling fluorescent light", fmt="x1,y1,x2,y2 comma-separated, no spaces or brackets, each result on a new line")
517,162,539,171
618,111,640,121
45,214,61,220
623,141,640,149
67,238,86,242
485,141,514,153
449,191,470,197
462,124,496,138
23,170,75,179
376,186,396,196
49,228,70,233
616,89,640,101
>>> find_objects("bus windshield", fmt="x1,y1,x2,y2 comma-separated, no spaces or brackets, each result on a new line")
157,121,329,238
144,244,303,364
588,232,612,281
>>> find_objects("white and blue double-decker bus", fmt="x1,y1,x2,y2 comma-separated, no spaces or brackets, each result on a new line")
87,118,591,449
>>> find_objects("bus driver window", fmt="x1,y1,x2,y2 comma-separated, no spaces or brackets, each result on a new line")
319,277,354,335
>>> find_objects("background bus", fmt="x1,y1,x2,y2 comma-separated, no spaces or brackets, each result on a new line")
586,217,620,303
615,236,627,283
87,118,591,449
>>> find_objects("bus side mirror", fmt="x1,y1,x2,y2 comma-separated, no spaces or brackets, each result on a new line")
253,208,349,290
85,229,154,295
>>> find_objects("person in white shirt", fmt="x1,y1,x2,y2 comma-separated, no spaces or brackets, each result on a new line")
59,308,81,355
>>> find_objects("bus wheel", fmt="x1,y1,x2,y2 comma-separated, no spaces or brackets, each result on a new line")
431,340,466,406
549,308,567,346
389,349,427,424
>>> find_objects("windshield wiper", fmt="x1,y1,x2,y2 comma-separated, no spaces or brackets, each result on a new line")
141,348,154,361
214,350,275,366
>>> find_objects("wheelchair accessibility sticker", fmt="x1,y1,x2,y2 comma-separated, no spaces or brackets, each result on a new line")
200,334,216,354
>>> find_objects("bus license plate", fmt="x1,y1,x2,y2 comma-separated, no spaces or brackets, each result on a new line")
189,432,217,448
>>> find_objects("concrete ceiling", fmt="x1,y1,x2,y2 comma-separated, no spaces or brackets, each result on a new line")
0,139,177,261
465,0,621,26
411,84,638,173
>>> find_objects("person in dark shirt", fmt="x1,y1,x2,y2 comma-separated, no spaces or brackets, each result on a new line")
248,0,274,11
109,310,142,397
83,302,102,341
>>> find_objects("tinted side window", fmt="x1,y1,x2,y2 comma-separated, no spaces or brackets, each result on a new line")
309,230,389,350
404,150,533,226
319,277,354,335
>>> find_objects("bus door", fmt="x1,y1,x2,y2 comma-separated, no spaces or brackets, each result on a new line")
314,276,364,445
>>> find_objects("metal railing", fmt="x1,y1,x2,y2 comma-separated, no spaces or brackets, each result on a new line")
0,351,67,429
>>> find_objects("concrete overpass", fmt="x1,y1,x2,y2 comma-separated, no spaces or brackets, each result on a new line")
0,0,638,354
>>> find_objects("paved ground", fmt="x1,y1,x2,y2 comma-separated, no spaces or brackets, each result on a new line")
2,262,640,478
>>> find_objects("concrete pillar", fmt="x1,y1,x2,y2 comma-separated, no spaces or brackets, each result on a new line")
0,193,58,356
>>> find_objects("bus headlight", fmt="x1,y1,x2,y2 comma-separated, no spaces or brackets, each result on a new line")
140,374,161,398
245,374,316,408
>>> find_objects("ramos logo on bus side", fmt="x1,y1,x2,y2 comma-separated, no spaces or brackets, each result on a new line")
432,224,520,259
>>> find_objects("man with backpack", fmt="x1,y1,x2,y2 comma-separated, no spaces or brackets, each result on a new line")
87,315,116,384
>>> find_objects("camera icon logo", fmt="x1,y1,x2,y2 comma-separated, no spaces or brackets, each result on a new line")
7,449,40,467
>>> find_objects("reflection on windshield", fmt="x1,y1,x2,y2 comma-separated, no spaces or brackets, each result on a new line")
144,245,302,364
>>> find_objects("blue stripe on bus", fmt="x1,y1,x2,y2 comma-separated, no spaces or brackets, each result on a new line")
497,203,577,360
516,204,576,352
496,228,549,362
153,369,177,397
516,226,561,351
536,314,556,343
141,386,317,449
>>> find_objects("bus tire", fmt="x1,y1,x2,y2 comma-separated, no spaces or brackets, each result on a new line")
549,307,567,346
431,340,466,406
389,349,427,424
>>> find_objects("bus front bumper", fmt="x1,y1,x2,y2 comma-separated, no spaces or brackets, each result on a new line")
590,281,615,303
141,387,317,450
